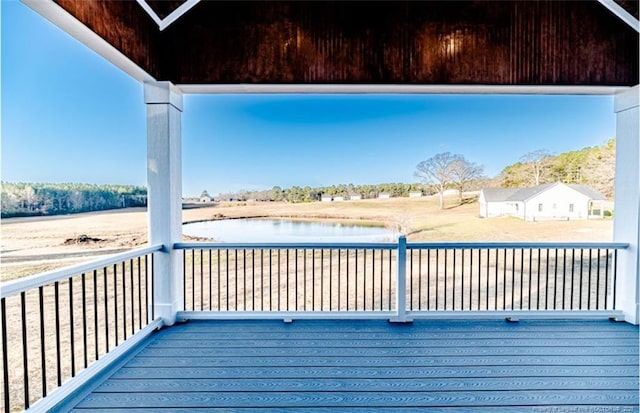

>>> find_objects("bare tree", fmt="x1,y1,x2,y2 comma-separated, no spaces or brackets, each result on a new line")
582,139,615,198
415,152,457,209
450,156,484,203
520,149,553,186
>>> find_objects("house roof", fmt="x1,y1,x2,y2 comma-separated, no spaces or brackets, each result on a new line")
567,184,608,201
481,187,520,202
507,183,558,202
482,183,607,202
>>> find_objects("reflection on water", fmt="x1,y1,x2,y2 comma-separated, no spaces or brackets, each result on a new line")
183,219,399,243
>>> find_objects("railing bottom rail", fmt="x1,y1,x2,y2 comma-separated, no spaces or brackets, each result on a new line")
177,309,625,322
178,310,395,321
407,310,625,321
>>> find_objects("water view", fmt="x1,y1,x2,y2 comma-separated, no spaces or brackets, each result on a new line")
183,218,399,243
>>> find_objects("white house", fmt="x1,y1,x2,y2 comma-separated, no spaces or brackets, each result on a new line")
479,183,608,221
409,191,423,198
378,193,391,199
199,190,212,203
349,195,362,201
333,196,345,202
321,196,333,202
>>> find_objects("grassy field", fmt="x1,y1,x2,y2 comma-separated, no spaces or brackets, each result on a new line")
0,195,612,281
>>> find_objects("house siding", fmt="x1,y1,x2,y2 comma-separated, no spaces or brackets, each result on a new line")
523,186,591,221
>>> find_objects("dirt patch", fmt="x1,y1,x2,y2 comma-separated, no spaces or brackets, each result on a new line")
63,234,106,245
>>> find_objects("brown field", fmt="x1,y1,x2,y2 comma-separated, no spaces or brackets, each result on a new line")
0,195,612,281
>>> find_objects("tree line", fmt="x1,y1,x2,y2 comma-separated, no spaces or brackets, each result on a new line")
216,153,489,207
215,182,428,203
499,139,615,198
1,182,147,218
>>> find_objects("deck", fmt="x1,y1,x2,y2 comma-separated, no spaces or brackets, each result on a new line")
66,318,639,412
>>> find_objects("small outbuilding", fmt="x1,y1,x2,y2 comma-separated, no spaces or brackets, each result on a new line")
479,183,608,221
409,191,423,198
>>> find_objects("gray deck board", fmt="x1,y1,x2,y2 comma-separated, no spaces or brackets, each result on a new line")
139,345,639,356
94,377,640,392
112,365,639,379
75,390,639,408
125,354,638,367
70,319,639,412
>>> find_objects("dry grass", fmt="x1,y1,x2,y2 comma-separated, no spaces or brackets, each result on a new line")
1,196,612,281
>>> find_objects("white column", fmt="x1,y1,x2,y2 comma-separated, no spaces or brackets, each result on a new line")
613,86,639,325
145,81,183,326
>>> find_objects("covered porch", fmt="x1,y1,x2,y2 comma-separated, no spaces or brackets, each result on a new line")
1,0,639,412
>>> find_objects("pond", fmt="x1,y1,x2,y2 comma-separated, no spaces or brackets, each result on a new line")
183,218,400,243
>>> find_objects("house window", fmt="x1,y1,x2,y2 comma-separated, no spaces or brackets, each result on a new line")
569,203,574,213
515,203,519,211
538,203,543,212
552,203,557,210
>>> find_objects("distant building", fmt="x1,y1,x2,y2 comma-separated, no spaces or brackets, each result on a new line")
479,183,608,221
378,193,391,199
350,195,362,201
321,196,333,202
333,196,345,202
200,190,212,203
409,191,423,198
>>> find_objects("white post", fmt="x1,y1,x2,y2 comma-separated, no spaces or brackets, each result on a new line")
613,86,639,325
145,81,183,326
390,236,411,323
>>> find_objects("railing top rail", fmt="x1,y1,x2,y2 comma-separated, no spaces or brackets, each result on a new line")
406,241,630,250
1,244,164,299
175,241,629,251
174,242,398,251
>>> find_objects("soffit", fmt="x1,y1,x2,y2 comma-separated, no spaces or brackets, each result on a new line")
45,1,640,87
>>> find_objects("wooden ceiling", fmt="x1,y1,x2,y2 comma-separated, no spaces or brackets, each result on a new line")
52,0,638,87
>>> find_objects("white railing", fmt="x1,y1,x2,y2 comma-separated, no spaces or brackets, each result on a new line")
175,239,628,321
176,241,399,320
1,245,163,413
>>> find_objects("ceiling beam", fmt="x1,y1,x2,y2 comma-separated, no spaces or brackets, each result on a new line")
597,0,640,32
134,0,162,27
176,84,626,95
159,0,201,31
22,0,156,83
136,0,201,31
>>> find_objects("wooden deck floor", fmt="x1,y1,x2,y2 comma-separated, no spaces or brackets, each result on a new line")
70,318,639,412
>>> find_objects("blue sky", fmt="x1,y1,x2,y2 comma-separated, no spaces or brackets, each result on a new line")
2,1,616,197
